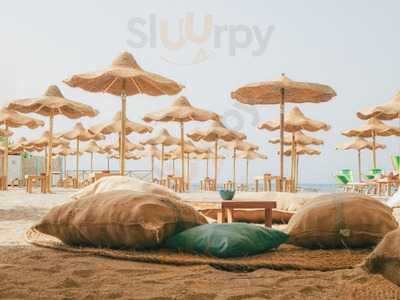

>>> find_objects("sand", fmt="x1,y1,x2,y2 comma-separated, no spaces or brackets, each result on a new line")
1,188,400,299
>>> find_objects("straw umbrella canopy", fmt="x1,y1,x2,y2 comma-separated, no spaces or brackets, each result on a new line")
143,96,220,190
0,108,44,189
337,137,386,181
231,74,336,184
259,106,329,184
342,118,400,168
269,130,324,146
57,122,104,187
111,137,144,152
64,51,183,176
187,120,246,190
7,85,98,192
141,129,180,181
357,91,400,121
0,128,13,137
237,150,268,189
83,140,108,173
110,152,141,160
220,140,259,186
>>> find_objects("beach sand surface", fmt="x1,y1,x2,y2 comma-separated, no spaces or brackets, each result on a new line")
1,188,399,299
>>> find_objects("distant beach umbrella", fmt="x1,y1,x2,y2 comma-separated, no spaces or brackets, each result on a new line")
7,85,97,192
231,74,336,186
269,130,324,146
260,106,329,188
141,129,180,181
142,145,163,181
193,150,226,178
83,140,108,173
281,145,321,187
342,118,400,168
64,51,183,176
337,137,386,181
0,108,44,189
57,122,104,187
111,137,144,152
357,91,400,120
187,120,246,190
237,150,267,189
52,145,80,179
110,151,141,161
143,96,220,191
220,140,259,187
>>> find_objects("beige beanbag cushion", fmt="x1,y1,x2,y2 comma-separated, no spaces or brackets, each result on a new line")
364,228,400,286
35,190,206,249
287,193,398,249
71,176,180,201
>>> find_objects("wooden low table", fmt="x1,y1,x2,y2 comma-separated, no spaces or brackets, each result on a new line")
217,200,277,227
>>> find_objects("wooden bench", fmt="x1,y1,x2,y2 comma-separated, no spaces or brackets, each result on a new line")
217,200,277,227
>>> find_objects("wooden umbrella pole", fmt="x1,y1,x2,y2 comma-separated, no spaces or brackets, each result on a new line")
180,122,185,191
151,155,154,182
206,155,209,178
44,147,48,174
186,153,190,191
246,157,249,190
372,131,377,169
279,87,285,190
3,123,8,190
290,133,295,185
161,144,164,181
296,155,300,189
214,139,218,191
107,156,110,171
64,156,67,180
233,148,237,188
172,159,175,175
120,84,127,176
76,138,80,188
90,152,94,173
46,113,54,193
358,150,362,182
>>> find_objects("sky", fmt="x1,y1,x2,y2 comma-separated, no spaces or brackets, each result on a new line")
1,0,400,184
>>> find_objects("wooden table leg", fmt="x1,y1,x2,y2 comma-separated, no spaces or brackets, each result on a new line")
265,208,272,227
217,209,223,224
226,208,233,223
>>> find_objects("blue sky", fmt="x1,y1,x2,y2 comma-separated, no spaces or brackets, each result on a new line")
1,0,400,184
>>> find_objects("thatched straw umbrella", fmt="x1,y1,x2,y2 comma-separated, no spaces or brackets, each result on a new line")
110,137,144,152
0,108,44,189
110,151,141,161
57,122,104,187
231,74,336,185
259,106,329,185
357,91,400,120
337,137,386,181
187,120,246,190
143,96,220,190
220,140,259,187
141,129,180,181
342,118,400,169
8,85,98,191
281,145,321,187
52,145,79,179
169,140,207,189
142,145,162,181
64,51,183,176
83,140,108,173
194,151,225,178
237,150,267,189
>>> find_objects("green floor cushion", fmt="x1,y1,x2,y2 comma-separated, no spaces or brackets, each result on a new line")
165,223,288,258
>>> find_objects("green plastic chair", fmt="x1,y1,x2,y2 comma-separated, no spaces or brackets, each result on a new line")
340,169,354,183
392,156,400,172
